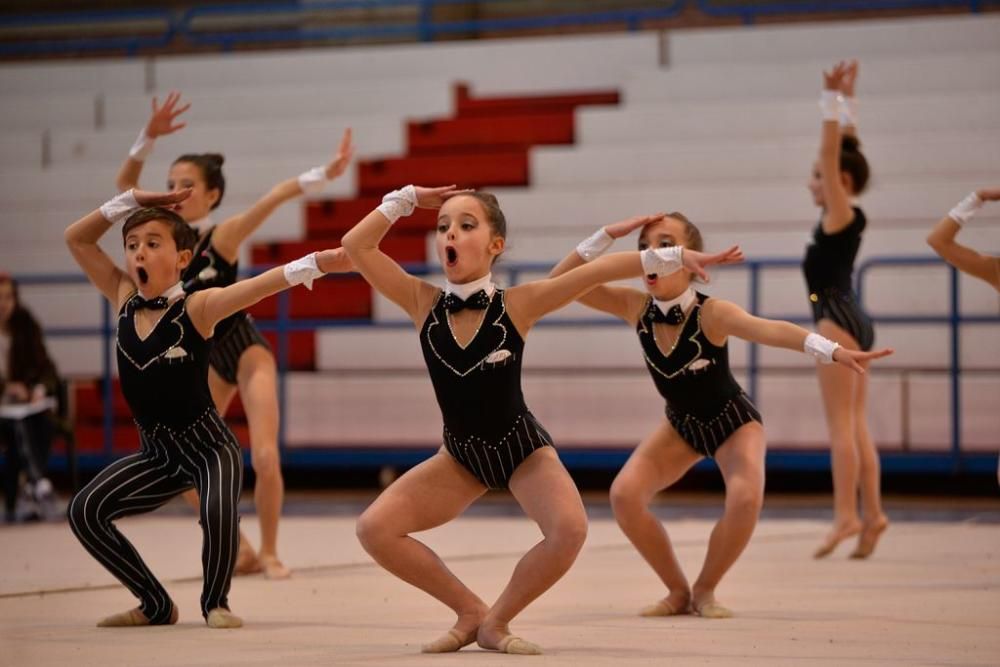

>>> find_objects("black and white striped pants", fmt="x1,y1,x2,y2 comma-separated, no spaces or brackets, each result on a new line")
67,409,243,623
443,411,553,489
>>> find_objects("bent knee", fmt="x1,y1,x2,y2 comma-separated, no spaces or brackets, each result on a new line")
250,447,281,476
609,478,646,517
355,510,388,553
726,487,763,517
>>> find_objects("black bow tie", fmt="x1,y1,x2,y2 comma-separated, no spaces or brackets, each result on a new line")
134,295,170,311
648,303,686,325
443,289,491,313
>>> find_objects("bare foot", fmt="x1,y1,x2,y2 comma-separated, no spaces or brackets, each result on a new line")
639,589,692,617
850,516,889,559
97,603,178,627
421,607,486,654
259,554,291,580
477,623,542,655
234,534,263,576
813,519,862,559
206,607,243,629
692,590,732,619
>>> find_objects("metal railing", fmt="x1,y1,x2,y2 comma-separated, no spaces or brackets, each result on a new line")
2,0,995,57
11,255,1000,475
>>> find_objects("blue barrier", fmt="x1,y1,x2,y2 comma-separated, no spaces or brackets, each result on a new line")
695,0,994,25
12,255,1000,475
0,7,175,57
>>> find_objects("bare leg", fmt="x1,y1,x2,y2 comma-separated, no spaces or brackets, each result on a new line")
690,423,766,618
477,447,588,655
814,319,863,558
610,419,701,617
850,359,889,559
356,449,487,653
235,345,288,579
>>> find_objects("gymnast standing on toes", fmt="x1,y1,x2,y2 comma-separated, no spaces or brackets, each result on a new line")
65,187,351,628
342,186,741,655
804,61,889,560
115,92,355,578
551,214,893,619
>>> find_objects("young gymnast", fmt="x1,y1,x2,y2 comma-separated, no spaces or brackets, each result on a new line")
551,213,893,618
342,185,742,654
926,187,1000,292
804,61,889,559
115,93,354,578
65,186,349,628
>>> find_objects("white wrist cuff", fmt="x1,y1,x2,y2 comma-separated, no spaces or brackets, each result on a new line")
376,185,417,224
283,252,324,290
100,189,142,224
297,166,328,195
640,246,683,277
839,96,858,128
576,228,614,262
129,128,155,162
805,332,840,364
948,191,984,226
819,90,842,122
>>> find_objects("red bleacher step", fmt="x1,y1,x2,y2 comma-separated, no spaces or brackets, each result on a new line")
408,112,574,154
306,202,438,238
246,277,371,319
453,83,619,117
358,151,528,196
252,236,427,264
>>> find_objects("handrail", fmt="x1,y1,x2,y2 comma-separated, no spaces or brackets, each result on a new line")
11,255,1000,473
695,0,991,25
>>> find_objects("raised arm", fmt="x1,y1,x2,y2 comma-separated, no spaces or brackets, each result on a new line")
210,128,355,263
927,188,1000,291
341,185,460,326
818,62,855,234
187,248,353,338
548,215,661,322
115,92,190,192
64,188,192,306
702,298,892,374
509,244,744,333
838,60,859,141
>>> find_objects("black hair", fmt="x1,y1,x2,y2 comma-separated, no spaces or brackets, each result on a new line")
173,153,226,209
122,207,199,252
840,135,870,194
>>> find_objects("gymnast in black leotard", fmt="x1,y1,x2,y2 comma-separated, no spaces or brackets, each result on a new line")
342,185,742,656
552,210,891,620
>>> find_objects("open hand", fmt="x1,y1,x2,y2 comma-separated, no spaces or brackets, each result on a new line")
822,61,851,92
833,346,893,374
133,188,192,207
324,128,355,180
145,92,190,139
839,60,859,97
975,187,1000,202
414,185,473,209
604,213,667,239
682,245,744,282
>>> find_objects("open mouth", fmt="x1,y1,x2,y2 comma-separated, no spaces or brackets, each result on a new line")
645,273,658,286
445,246,458,267
137,267,149,285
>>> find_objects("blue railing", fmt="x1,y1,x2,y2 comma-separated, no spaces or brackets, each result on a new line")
2,0,995,57
12,255,1000,476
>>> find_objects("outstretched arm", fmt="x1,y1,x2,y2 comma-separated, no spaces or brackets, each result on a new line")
838,60,860,140
210,128,355,263
927,188,1000,291
818,61,856,235
115,92,190,192
547,214,662,322
187,248,353,338
341,185,461,325
702,298,893,374
509,244,743,333
64,188,192,306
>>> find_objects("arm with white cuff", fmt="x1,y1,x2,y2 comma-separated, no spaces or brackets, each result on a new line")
283,252,325,290
804,332,840,364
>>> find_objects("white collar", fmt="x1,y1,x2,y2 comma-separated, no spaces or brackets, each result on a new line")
445,272,495,301
188,213,213,228
654,287,696,317
138,281,185,304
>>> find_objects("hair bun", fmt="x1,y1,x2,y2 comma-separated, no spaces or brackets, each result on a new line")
841,135,861,153
204,153,225,167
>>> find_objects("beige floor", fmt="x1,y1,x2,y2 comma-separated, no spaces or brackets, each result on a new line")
2,502,999,666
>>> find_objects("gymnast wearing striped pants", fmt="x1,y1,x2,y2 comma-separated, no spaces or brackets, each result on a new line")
64,186,351,628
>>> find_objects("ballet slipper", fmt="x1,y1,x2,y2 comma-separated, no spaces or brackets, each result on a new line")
693,600,733,619
97,604,178,627
639,598,687,617
496,635,543,655
850,518,889,559
421,628,477,653
813,521,862,559
259,554,291,580
206,607,243,629
234,540,263,576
